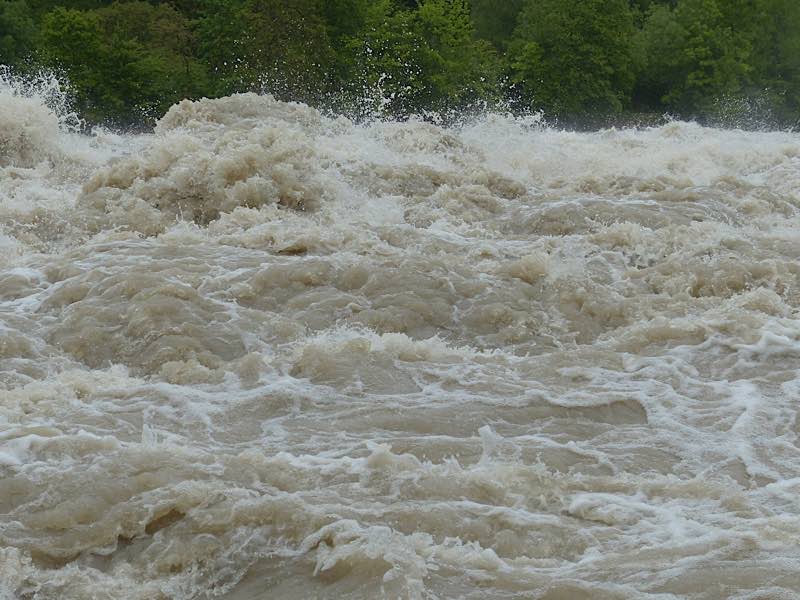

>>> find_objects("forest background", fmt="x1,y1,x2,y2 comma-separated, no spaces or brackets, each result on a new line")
1,0,798,128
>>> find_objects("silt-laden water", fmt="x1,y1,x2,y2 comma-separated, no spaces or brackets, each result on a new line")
1,84,799,599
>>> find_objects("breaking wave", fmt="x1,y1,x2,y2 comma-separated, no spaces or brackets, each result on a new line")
1,80,799,599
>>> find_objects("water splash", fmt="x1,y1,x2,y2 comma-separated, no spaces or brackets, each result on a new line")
1,91,799,599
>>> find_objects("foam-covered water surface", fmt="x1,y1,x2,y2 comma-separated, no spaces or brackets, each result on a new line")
1,84,799,599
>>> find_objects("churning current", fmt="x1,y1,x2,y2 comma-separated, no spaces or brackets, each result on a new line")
1,82,799,600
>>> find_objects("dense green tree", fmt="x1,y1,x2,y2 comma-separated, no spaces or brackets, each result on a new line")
0,0,37,66
629,0,677,11
2,0,798,126
195,0,336,104
348,0,499,115
747,0,800,122
39,8,106,102
633,4,684,108
40,2,205,123
149,0,209,19
637,0,752,113
345,2,431,115
468,0,523,49
27,0,115,15
323,0,372,41
97,1,207,94
508,0,638,116
415,0,500,109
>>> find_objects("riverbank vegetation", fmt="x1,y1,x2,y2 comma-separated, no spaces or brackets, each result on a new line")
1,0,798,127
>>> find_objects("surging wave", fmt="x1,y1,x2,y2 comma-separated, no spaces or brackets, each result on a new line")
1,80,799,600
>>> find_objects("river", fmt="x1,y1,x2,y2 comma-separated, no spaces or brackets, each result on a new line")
1,80,799,599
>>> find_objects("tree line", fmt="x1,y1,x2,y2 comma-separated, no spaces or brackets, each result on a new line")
1,0,799,127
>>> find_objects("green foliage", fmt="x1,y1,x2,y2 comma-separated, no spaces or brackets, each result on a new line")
346,0,499,115
508,0,637,116
413,0,500,109
40,2,204,123
344,2,429,114
1,0,797,126
196,0,336,104
468,0,523,49
323,0,372,41
747,0,800,122
26,0,115,14
638,0,752,113
0,0,37,65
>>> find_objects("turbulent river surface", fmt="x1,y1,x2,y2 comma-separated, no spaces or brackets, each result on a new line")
1,80,800,600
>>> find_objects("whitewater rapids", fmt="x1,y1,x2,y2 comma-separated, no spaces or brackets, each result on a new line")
1,82,799,600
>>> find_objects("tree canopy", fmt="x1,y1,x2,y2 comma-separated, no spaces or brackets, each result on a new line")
0,0,797,127
508,0,638,116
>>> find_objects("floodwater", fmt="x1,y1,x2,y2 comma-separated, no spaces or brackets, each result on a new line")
1,81,799,599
